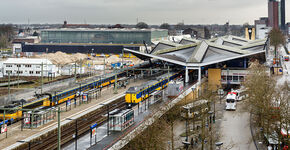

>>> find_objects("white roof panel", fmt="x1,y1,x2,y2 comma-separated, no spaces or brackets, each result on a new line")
3,58,53,65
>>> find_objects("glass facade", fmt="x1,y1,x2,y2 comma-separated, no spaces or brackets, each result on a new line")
40,29,168,44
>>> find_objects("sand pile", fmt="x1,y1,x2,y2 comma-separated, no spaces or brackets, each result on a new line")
35,51,88,65
35,51,144,66
106,55,121,64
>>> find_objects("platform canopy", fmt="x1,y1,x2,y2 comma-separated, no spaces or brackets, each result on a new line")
124,35,267,68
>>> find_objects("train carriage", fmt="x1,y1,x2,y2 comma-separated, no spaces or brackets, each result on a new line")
125,71,182,106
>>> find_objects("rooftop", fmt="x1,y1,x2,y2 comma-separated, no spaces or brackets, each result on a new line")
41,28,167,32
3,58,53,65
125,35,267,68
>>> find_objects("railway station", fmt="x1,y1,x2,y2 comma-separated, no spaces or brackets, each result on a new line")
0,35,268,150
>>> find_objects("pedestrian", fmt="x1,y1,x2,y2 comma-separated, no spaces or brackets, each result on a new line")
191,137,194,148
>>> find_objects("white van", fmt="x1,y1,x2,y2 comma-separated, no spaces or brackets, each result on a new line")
225,92,237,110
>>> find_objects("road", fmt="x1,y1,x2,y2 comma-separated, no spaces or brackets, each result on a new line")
219,101,256,150
277,43,290,85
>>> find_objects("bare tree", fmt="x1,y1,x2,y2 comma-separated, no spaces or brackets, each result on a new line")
244,60,289,149
268,28,286,67
160,23,171,30
136,22,149,29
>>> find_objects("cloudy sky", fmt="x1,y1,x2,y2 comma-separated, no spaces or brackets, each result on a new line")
0,0,289,25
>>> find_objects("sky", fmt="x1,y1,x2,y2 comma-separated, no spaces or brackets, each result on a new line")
0,0,289,25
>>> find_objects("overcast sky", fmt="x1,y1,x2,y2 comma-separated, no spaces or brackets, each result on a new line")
0,0,289,25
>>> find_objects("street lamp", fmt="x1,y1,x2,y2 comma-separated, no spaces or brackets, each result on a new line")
208,111,213,150
182,141,191,150
66,118,87,150
215,142,223,150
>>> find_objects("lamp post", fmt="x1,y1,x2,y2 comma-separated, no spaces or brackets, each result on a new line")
113,68,118,94
208,111,213,150
215,142,223,150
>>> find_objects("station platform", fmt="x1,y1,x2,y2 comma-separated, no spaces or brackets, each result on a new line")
0,78,148,150
62,82,197,150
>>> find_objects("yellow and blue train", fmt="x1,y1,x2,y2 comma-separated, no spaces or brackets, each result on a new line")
125,71,182,105
0,71,129,122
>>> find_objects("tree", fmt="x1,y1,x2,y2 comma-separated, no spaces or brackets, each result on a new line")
175,23,185,30
0,35,8,48
243,61,290,149
0,24,14,41
160,23,170,30
0,24,14,48
268,28,286,67
136,22,148,29
32,31,39,36
164,105,180,150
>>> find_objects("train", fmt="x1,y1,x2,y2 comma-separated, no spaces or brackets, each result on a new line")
125,71,183,106
0,70,132,122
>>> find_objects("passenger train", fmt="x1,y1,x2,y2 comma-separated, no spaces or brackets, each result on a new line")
125,71,183,106
0,70,132,122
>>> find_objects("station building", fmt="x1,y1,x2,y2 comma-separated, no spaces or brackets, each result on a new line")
125,35,268,91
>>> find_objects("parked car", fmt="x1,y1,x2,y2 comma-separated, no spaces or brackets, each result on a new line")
284,56,289,61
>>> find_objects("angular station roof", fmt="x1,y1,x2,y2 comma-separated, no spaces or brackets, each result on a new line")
124,35,267,67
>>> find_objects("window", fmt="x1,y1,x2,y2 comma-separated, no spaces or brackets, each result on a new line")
6,64,12,67
16,64,21,67
16,71,23,74
25,64,32,68
29,71,34,74
227,76,232,81
36,71,41,74
239,76,245,82
233,76,239,82
221,76,226,81
6,70,12,74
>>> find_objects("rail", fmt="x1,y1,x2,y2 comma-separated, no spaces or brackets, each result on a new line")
10,96,126,150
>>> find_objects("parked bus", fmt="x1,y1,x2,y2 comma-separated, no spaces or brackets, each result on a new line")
225,92,237,110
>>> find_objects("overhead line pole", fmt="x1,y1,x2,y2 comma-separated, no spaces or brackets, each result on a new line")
57,107,61,150
8,71,11,102
41,62,43,94
17,66,20,88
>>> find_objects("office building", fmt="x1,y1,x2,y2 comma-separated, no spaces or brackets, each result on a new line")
268,0,279,29
2,58,59,77
280,0,286,30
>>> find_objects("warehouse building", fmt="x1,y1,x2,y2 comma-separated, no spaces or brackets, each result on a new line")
20,43,140,56
40,28,168,44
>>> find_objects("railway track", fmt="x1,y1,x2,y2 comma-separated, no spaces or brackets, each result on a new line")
14,96,126,150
